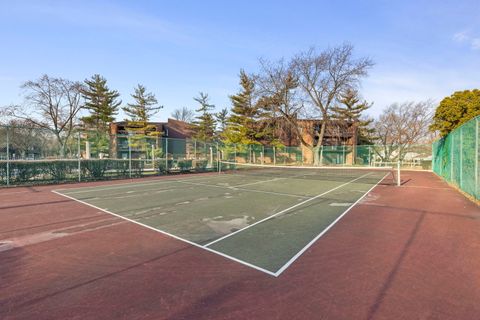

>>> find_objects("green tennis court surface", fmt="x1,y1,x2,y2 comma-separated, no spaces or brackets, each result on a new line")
54,164,394,276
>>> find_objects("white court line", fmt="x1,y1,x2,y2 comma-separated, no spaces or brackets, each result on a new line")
52,171,385,276
51,190,277,277
204,172,373,247
273,173,388,277
234,177,286,188
55,179,180,194
56,174,227,194
226,171,321,188
176,180,306,199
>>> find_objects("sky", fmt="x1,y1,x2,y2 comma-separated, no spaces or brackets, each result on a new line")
0,0,479,121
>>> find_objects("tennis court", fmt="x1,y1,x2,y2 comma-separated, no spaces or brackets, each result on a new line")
53,163,397,275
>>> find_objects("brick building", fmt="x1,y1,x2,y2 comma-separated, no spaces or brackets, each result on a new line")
276,119,358,164
109,119,193,159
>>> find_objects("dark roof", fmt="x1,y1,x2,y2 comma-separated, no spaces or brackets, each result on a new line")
110,119,193,139
165,118,192,137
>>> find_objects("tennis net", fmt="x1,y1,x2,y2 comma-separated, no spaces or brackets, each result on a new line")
219,161,401,186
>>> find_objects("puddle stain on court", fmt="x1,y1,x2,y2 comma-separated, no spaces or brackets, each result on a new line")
175,201,191,205
360,193,380,204
202,215,254,234
329,203,353,207
0,219,124,252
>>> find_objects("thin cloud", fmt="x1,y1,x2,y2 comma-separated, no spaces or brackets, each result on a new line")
4,1,194,45
362,65,479,116
453,31,469,42
472,38,480,50
453,30,480,50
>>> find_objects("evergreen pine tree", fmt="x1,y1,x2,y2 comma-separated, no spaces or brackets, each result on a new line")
191,92,216,141
81,74,121,132
332,89,373,144
123,84,161,122
224,70,261,144
122,84,162,135
215,108,229,137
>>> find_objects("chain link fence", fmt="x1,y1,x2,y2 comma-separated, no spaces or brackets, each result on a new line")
0,125,433,187
432,116,479,200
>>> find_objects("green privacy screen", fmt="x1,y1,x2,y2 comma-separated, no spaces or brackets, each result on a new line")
432,116,479,201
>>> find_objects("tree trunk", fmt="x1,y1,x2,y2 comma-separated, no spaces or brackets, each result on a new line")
313,118,327,166
352,122,358,165
312,145,321,166
55,133,66,158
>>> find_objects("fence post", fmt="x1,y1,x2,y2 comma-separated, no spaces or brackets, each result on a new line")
460,127,463,189
368,146,372,166
77,132,81,182
234,143,237,163
6,126,10,187
128,134,132,178
451,132,455,181
476,117,479,198
194,139,197,160
165,137,169,173
273,146,276,165
216,142,220,172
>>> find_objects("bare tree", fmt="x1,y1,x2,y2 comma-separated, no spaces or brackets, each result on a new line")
292,44,374,164
171,107,194,123
0,119,53,159
256,58,305,145
1,75,84,156
373,101,433,161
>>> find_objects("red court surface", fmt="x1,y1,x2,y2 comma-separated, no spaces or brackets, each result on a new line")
1,171,479,320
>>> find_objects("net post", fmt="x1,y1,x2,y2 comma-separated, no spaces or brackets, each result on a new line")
6,126,10,187
397,160,401,186
77,132,81,182
234,143,237,163
262,145,265,164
